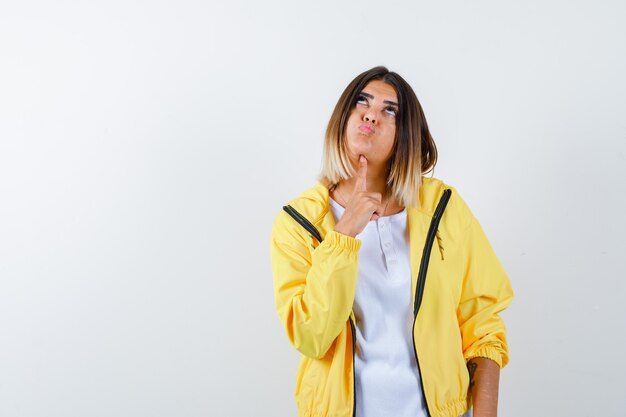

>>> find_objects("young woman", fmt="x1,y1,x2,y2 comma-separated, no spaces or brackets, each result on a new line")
269,66,513,417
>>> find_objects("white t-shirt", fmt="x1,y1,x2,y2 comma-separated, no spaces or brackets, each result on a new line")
329,197,471,417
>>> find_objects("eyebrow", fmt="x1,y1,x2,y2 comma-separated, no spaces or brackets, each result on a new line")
360,91,398,107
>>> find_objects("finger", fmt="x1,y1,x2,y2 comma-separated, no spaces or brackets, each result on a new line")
371,192,382,202
372,197,385,219
354,155,368,192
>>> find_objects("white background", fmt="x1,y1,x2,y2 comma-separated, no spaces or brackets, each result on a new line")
1,1,625,416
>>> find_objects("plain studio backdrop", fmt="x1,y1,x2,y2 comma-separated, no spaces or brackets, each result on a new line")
1,1,624,416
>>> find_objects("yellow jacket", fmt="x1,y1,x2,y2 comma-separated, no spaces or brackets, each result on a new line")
269,177,513,417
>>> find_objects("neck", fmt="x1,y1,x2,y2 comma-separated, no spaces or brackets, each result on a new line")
348,159,390,196
330,158,399,210
342,176,388,197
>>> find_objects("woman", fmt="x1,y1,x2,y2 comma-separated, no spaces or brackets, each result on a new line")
269,66,513,417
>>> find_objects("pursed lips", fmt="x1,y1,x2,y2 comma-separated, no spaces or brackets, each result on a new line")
359,124,375,134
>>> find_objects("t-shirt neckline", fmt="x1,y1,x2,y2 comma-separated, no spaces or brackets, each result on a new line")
329,196,407,219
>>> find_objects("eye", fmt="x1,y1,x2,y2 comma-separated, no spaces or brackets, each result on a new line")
385,107,398,117
355,94,368,105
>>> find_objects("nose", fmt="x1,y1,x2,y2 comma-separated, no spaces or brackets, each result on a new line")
363,108,377,125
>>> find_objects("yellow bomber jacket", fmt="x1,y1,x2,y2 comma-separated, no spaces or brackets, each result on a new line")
269,177,514,417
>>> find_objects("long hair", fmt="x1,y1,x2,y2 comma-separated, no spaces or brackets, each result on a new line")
317,66,437,209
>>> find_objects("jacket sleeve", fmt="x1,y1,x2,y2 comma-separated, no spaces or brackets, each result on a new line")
270,212,361,359
456,208,514,368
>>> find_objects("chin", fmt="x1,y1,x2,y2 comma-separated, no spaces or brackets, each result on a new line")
347,144,371,158
349,149,375,160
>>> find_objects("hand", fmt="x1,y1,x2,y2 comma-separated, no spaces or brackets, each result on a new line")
333,155,386,237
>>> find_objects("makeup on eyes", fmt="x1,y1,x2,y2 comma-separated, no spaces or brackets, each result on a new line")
356,93,398,117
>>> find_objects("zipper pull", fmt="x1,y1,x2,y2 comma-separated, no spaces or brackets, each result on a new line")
309,234,320,250
435,229,444,260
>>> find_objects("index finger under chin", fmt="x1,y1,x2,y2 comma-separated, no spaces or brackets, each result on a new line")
354,155,367,192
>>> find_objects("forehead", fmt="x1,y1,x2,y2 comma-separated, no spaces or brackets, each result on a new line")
361,80,398,102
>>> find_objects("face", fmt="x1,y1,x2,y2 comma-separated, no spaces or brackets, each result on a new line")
344,79,398,168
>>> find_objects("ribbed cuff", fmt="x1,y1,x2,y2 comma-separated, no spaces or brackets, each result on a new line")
465,345,506,368
325,230,362,252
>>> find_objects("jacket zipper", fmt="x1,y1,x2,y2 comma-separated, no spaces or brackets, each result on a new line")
412,188,452,417
349,316,357,417
283,205,323,243
283,189,451,417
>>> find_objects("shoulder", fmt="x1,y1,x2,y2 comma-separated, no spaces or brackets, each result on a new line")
286,181,330,224
419,176,475,235
270,181,329,245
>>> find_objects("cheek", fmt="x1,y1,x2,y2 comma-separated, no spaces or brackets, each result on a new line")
384,127,396,147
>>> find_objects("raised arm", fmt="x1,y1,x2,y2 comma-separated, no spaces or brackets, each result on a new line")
270,218,361,359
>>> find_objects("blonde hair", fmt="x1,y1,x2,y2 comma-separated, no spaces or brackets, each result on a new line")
317,66,438,209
